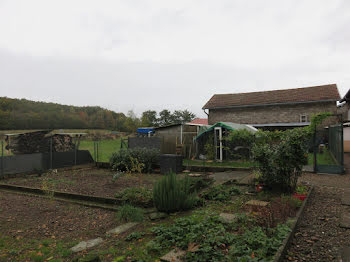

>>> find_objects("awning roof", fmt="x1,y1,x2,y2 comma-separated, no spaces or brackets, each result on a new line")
195,122,257,140
251,122,310,127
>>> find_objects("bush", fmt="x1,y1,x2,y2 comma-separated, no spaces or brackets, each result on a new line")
115,187,153,207
252,128,309,193
110,148,160,173
202,133,215,160
224,129,256,160
117,204,144,222
153,173,197,213
201,184,241,201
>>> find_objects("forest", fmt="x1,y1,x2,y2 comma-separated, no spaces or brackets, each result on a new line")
0,97,196,132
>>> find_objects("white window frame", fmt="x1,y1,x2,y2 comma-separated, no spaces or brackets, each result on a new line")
300,114,308,123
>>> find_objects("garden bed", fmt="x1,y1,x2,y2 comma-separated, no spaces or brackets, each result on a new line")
0,165,312,261
0,191,119,261
2,168,161,198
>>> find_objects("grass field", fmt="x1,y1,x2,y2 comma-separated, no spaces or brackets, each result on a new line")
79,138,125,162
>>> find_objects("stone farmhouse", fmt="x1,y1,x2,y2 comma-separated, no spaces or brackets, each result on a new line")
203,84,343,130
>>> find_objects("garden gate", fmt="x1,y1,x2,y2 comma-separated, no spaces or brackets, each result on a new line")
313,122,344,174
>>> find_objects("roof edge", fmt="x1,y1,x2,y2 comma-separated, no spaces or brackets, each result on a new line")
203,99,338,110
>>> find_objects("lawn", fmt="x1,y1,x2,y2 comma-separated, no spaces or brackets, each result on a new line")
307,148,337,166
79,138,125,162
183,159,256,168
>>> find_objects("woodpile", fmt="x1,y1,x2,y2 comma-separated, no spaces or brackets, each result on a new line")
5,131,75,155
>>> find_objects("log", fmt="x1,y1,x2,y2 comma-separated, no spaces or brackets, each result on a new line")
5,131,75,154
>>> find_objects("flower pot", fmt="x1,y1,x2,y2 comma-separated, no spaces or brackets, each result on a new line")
256,184,264,192
293,193,307,201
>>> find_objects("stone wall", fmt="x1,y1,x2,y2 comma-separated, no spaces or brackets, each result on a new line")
208,101,341,125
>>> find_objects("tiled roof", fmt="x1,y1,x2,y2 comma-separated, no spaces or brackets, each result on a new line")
187,118,208,125
203,84,340,109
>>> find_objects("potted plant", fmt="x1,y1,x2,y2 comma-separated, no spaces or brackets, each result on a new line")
252,171,265,192
293,185,308,201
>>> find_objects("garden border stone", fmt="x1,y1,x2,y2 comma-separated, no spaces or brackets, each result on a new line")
0,183,158,211
272,186,315,262
95,161,254,173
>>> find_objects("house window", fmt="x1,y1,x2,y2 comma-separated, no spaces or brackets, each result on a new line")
300,114,308,123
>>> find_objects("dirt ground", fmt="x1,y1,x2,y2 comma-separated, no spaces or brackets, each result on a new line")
0,191,119,261
284,172,350,261
3,168,162,198
0,191,118,240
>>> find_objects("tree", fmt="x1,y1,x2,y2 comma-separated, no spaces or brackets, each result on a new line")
170,110,196,124
158,109,172,127
141,110,158,127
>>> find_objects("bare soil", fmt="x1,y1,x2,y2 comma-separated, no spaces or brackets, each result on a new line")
0,190,121,261
0,191,118,241
3,168,162,198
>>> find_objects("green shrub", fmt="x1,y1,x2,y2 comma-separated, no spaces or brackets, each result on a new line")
110,148,160,173
115,187,153,207
295,185,308,195
201,184,241,201
204,133,215,160
252,128,309,193
117,204,144,222
224,129,256,160
153,173,197,213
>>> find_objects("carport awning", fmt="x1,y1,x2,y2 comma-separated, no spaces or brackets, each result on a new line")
195,122,257,140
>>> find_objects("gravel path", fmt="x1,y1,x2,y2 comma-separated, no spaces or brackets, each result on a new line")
283,173,350,262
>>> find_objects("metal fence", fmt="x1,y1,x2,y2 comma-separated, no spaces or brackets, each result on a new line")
313,123,344,174
0,139,94,178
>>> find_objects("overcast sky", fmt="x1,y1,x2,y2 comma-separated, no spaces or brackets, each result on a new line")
0,0,349,117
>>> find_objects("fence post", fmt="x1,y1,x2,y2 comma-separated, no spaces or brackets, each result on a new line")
96,141,99,162
313,125,317,173
341,121,344,170
1,140,3,178
74,141,77,166
93,141,96,165
50,136,53,169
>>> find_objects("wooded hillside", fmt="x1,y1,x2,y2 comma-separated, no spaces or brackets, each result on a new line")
0,97,122,130
0,97,197,132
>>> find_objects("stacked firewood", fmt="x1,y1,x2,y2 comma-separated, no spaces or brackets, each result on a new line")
5,131,75,154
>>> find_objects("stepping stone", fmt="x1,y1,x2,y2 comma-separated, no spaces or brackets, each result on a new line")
341,247,350,262
245,200,269,207
340,213,350,229
219,213,237,223
106,222,138,235
160,249,186,262
149,212,168,220
71,237,103,253
342,192,350,206
188,173,202,177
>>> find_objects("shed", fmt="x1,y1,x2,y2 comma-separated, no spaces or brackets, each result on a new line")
154,122,208,158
